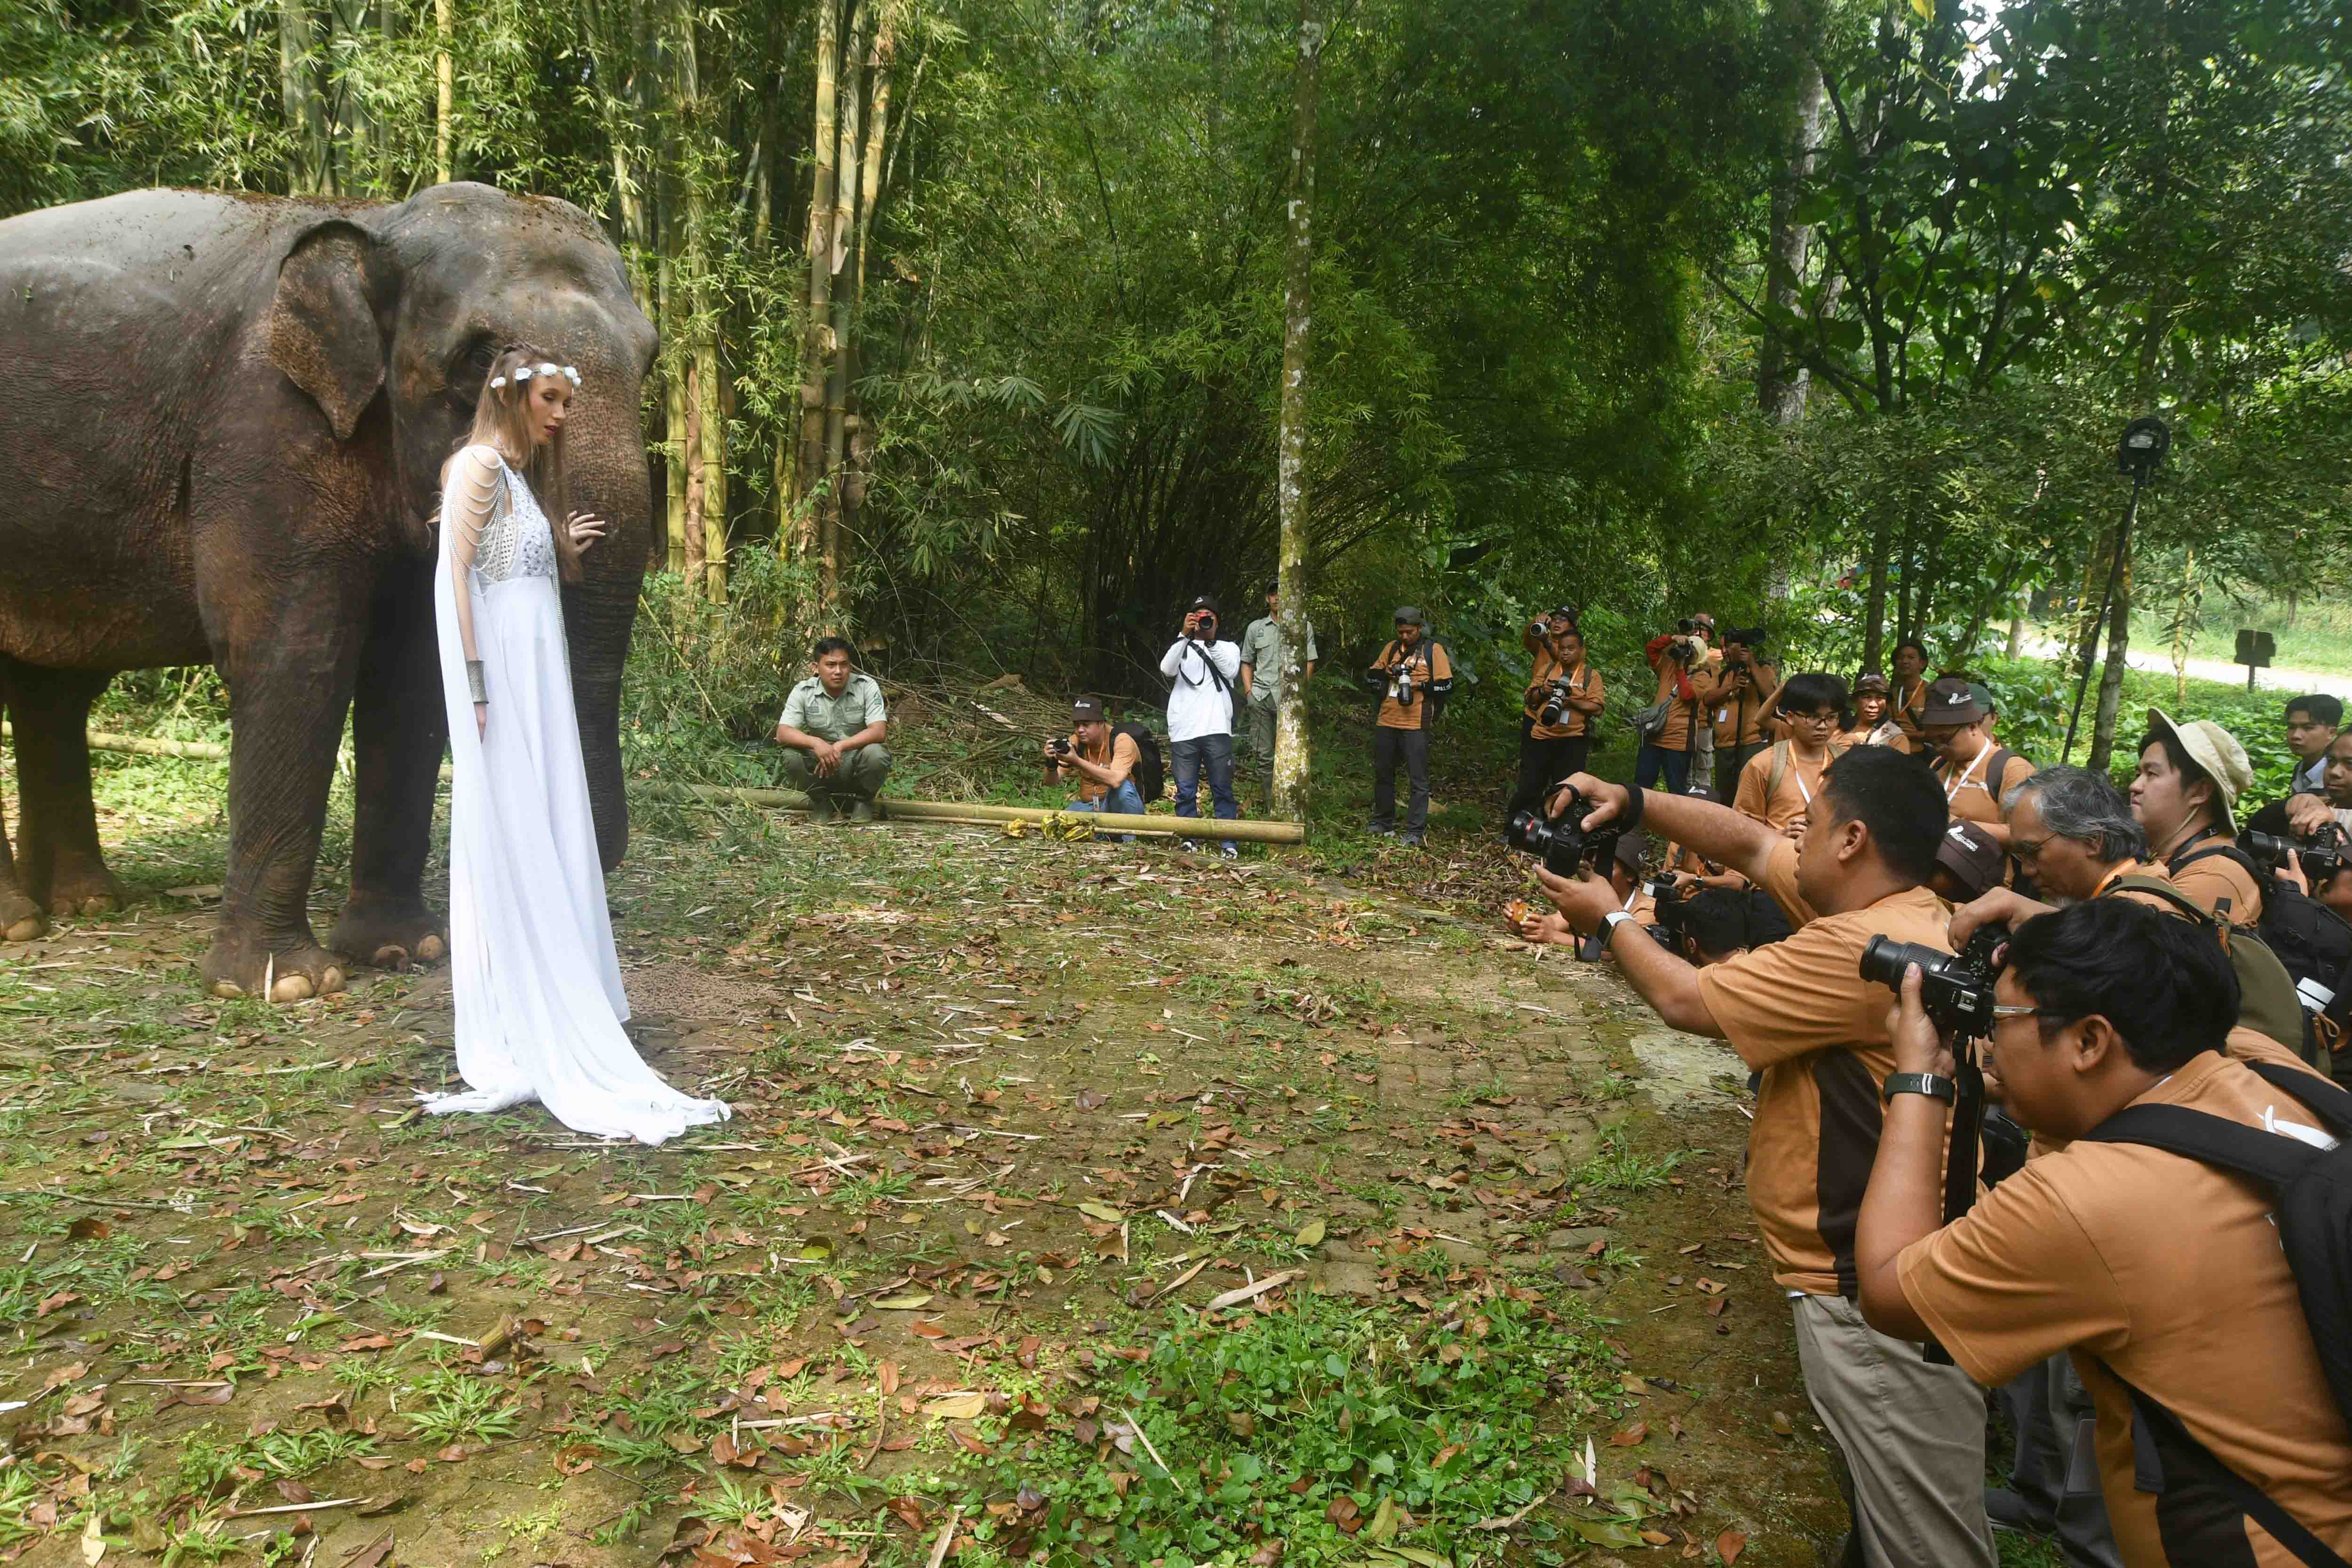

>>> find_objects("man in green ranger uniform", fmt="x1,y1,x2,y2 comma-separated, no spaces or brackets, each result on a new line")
1237,580,1316,808
775,637,892,822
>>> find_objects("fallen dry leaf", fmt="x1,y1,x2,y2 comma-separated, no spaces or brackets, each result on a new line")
1717,1528,1747,1564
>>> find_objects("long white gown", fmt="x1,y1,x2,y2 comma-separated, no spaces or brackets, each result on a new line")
423,444,731,1145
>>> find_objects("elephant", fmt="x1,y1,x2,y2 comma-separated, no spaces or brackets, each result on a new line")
0,183,657,1000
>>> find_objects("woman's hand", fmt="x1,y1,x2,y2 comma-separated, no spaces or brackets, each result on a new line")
566,511,608,553
474,700,487,740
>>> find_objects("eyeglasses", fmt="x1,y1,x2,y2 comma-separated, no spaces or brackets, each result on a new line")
2009,835,2050,860
1990,1005,2067,1023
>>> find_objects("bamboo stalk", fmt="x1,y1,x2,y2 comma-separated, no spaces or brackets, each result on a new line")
19,729,1307,844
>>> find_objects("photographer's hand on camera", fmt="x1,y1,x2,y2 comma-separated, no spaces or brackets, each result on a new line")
2284,791,2338,838
1885,963,1959,1083
1947,886,2050,952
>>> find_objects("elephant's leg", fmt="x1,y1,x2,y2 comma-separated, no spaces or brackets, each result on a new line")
1,659,126,919
199,608,363,1004
330,573,448,970
0,679,43,943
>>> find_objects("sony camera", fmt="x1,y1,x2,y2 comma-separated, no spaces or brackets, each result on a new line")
2244,826,2347,883
1506,784,1621,879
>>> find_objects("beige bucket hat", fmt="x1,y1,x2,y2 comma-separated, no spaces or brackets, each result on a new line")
2145,708,2254,833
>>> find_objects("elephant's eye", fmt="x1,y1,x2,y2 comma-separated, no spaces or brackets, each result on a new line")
448,336,498,401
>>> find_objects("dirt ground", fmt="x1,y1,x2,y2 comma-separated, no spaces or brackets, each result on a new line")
0,773,1859,1568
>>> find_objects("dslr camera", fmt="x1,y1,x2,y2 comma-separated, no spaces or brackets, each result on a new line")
1538,677,1577,727
1505,784,1622,878
2244,825,2347,883
1046,736,1073,759
1857,924,2006,1043
1368,662,1420,707
1186,609,1219,640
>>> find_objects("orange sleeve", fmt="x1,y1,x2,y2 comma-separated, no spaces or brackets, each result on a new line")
1732,752,1770,826
1896,1162,2130,1390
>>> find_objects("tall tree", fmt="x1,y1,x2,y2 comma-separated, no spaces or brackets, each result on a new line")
1272,0,1321,821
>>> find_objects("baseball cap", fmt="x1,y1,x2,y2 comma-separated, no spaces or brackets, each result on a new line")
1071,697,1105,723
1613,834,1647,874
1934,820,2006,903
1187,594,1220,616
1853,672,1891,696
1920,677,1988,727
1264,580,1280,596
2146,708,2254,833
1689,612,1716,628
1393,605,1425,627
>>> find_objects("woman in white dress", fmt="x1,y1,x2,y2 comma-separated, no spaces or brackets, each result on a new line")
423,343,730,1145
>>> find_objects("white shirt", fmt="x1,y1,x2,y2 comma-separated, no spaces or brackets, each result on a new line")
1159,638,1242,743
2293,754,2328,795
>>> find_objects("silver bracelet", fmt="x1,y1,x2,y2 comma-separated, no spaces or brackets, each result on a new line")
466,660,487,704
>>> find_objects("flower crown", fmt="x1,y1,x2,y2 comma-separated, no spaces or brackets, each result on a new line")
489,361,583,390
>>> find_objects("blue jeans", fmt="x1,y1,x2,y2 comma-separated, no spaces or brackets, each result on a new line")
1065,780,1146,840
1169,733,1238,828
1635,742,1690,796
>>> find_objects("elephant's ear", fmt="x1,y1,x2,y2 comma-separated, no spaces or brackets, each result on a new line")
266,221,388,443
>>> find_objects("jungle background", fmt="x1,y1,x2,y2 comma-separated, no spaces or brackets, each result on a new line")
11,0,2352,802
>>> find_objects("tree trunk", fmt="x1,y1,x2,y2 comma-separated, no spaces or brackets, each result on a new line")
1757,17,1824,429
2006,586,2028,659
854,3,896,318
435,0,454,183
1859,517,1891,674
794,0,841,564
672,0,725,601
819,0,863,629
682,350,707,589
1271,0,1322,823
2088,548,2133,772
279,0,331,195
659,246,690,573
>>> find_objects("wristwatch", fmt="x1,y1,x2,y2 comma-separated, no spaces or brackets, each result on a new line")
1882,1072,1956,1105
1600,910,1636,944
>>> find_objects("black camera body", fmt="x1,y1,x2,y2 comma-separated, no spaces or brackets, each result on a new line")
1047,737,1073,758
2245,828,2347,883
1857,932,2000,1042
1187,613,1219,641
1538,677,1576,727
1506,784,1621,879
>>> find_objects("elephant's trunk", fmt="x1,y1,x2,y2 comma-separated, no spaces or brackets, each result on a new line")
563,433,652,874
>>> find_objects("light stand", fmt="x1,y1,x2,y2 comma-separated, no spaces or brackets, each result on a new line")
2060,417,2169,765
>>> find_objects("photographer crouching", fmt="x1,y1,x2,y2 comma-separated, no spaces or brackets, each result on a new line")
1526,750,1997,1568
1044,698,1146,840
1857,899,2352,1568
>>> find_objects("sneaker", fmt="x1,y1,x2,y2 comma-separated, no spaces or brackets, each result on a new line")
806,794,840,824
1220,841,1240,859
849,798,880,823
1983,1488,2054,1537
1366,821,1394,837
1180,839,1200,852
1400,830,1424,849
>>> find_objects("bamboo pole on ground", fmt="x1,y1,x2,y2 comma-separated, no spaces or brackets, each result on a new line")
25,729,1307,844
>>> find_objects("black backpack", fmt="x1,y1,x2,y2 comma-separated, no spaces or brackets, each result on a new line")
2080,1062,2352,1568
2179,842,2352,1076
1112,722,1165,804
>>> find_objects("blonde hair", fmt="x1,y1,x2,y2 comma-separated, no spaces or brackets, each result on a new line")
444,342,582,584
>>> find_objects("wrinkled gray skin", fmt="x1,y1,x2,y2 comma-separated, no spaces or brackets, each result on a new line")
0,183,656,999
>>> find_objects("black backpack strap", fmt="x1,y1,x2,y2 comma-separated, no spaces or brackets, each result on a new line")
2243,1061,2352,1134
2077,1101,2322,1189
2098,1363,2352,1568
2170,837,2266,885
2110,875,2217,928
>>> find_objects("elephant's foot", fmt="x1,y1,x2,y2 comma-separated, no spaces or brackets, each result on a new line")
40,859,129,919
1,887,46,944
201,931,347,1003
328,894,448,971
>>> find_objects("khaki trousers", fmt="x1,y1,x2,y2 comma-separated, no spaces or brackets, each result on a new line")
1790,1293,1996,1568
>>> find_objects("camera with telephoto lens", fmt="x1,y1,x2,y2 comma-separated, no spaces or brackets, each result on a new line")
1506,785,1621,879
1644,877,1687,948
1538,677,1577,727
2244,827,2348,884
1393,665,1417,706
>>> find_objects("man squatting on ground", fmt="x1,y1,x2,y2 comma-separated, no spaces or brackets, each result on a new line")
1534,748,2000,1568
1045,697,1143,836
774,636,891,822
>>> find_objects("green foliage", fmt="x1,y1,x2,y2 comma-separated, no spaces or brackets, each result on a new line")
951,1292,1621,1567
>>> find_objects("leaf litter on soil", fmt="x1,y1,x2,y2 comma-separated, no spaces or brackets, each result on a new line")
0,743,1848,1566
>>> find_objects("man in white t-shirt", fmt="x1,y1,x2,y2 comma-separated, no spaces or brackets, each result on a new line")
1158,595,1244,857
